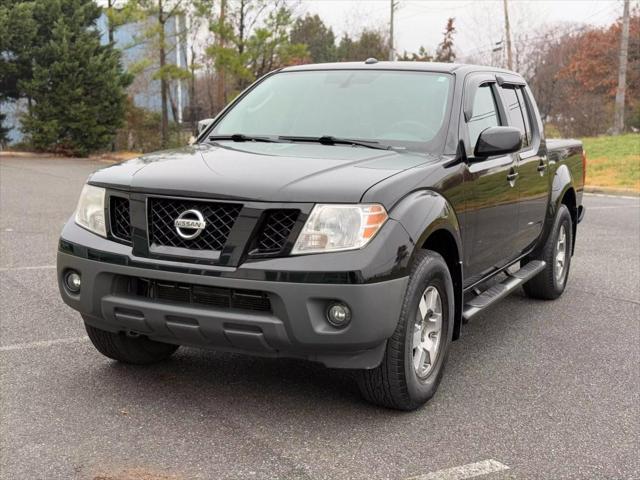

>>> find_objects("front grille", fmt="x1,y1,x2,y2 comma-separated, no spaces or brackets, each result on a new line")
110,196,132,242
148,198,242,251
127,278,272,313
255,210,299,254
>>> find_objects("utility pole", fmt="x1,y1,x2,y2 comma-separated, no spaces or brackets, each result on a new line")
215,0,227,112
159,0,169,148
389,0,398,61
613,0,630,135
503,0,513,70
176,13,183,125
107,0,115,44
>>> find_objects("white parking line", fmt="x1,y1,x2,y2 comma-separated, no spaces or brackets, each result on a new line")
0,265,56,272
0,336,89,352
406,459,510,480
588,205,640,209
584,193,639,201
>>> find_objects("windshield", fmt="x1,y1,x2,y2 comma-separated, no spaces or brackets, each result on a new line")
209,69,453,153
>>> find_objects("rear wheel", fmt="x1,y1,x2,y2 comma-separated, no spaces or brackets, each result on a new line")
356,250,454,410
85,323,179,365
523,204,573,300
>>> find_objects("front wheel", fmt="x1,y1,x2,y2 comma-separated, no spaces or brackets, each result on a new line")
523,204,573,300
356,250,454,410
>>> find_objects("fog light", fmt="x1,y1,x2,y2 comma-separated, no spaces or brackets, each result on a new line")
326,302,352,328
65,271,81,293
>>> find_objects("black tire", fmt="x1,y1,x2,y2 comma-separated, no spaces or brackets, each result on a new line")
356,250,454,410
85,323,179,365
523,204,573,300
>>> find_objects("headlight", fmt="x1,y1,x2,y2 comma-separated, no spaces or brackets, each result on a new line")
74,184,106,237
292,204,388,254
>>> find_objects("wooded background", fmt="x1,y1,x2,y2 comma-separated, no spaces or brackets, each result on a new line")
0,0,637,156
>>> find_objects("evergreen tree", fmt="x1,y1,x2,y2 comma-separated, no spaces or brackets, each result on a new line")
0,1,38,103
290,14,336,64
337,30,389,62
19,0,132,156
0,111,10,147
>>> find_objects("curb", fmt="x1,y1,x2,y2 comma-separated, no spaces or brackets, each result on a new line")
584,186,640,197
0,151,61,158
0,151,141,163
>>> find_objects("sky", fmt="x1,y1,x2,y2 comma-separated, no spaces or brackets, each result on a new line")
298,0,628,60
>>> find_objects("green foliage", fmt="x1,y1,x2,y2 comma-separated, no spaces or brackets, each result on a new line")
628,104,640,131
16,0,132,156
123,0,195,146
246,7,307,78
0,111,10,146
114,99,186,152
105,0,147,35
153,63,193,81
0,1,38,102
290,14,336,63
207,2,306,95
336,30,389,62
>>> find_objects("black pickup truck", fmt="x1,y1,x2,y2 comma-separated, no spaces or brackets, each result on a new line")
57,61,586,410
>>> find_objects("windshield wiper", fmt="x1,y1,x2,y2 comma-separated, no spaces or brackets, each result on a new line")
209,133,283,143
279,135,396,151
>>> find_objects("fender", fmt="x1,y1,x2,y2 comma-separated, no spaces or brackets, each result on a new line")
389,189,464,340
551,163,574,215
532,163,575,257
389,190,462,257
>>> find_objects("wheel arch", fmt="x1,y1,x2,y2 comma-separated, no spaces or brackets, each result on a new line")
550,164,578,254
389,190,463,341
421,229,463,341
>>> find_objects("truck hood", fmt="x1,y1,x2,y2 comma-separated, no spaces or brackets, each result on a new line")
89,142,436,203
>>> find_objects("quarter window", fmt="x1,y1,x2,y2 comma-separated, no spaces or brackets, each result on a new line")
515,88,532,146
468,84,501,152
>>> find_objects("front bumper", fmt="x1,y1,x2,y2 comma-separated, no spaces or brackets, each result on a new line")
57,220,412,369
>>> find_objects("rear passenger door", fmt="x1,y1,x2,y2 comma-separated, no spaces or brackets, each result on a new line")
497,82,548,253
462,78,520,282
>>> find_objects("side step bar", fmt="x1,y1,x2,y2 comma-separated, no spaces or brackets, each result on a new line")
463,260,546,321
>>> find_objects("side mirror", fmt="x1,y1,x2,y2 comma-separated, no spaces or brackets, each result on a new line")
197,118,214,136
474,126,522,158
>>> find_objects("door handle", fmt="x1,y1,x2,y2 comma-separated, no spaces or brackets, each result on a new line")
537,163,546,174
507,172,519,181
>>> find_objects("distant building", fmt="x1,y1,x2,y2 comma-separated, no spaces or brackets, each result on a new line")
2,12,189,144
97,12,190,122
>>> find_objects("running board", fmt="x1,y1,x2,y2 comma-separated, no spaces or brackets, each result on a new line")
463,260,546,321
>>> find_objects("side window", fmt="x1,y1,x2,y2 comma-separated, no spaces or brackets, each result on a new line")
501,86,529,148
468,84,501,151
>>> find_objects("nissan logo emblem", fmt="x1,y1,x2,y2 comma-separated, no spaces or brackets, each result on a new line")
174,209,207,239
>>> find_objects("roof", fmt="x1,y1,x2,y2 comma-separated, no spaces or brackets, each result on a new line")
281,60,519,77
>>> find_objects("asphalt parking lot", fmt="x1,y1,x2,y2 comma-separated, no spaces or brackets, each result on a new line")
1,155,638,480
